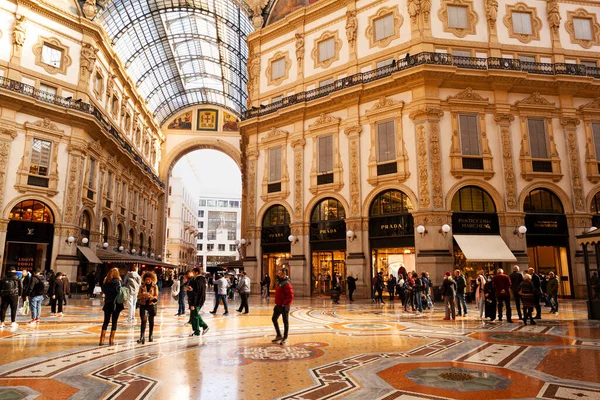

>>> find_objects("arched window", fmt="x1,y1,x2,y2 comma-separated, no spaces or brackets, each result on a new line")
524,188,564,214
263,205,290,226
451,186,496,213
311,198,346,222
8,200,53,223
129,228,135,250
116,224,123,246
139,232,145,252
591,192,600,214
101,218,109,243
80,211,91,231
370,190,413,216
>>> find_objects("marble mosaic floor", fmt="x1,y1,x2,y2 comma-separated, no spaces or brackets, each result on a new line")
0,293,599,400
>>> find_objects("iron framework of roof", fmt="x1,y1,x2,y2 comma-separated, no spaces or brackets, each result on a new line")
96,0,253,125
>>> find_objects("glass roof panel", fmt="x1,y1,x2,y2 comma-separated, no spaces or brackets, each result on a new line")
97,0,252,125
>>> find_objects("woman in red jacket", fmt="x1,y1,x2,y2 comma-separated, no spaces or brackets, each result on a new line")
271,269,294,345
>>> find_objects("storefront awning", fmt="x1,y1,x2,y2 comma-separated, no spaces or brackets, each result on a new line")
77,246,103,264
95,249,178,269
454,235,517,262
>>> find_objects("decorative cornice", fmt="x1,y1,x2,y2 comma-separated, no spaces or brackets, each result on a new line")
560,117,581,127
260,128,289,144
515,92,556,108
29,118,62,132
308,113,341,131
291,138,306,149
446,87,489,103
494,113,515,123
579,97,600,111
344,125,362,137
0,127,18,139
409,106,444,120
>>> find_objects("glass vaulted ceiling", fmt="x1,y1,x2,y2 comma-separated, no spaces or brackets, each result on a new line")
97,0,253,125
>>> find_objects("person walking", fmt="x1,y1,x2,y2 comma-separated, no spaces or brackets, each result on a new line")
175,274,187,316
387,274,397,301
0,266,22,328
99,268,125,346
50,272,65,317
509,265,524,320
27,269,45,324
422,272,432,309
236,271,251,314
347,274,358,302
187,268,209,337
124,266,141,324
271,269,294,345
21,267,32,305
210,274,230,315
528,268,543,319
475,270,486,320
86,271,96,298
547,272,559,315
484,275,497,321
493,268,513,323
375,272,385,305
454,270,468,317
519,273,536,325
261,274,271,298
413,272,423,313
62,274,71,306
137,271,158,344
441,272,457,321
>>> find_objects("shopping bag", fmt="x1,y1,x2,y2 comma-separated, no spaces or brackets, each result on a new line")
93,285,102,295
20,299,30,316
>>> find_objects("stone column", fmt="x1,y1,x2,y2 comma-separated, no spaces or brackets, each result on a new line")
561,117,585,212
242,147,259,290
290,136,308,296
63,139,87,225
498,213,528,268
53,224,80,283
568,215,592,299
495,112,518,210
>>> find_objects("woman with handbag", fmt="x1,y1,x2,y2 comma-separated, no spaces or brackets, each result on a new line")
137,271,159,344
100,268,124,346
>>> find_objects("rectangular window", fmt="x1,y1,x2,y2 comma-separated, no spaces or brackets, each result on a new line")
121,182,127,205
41,44,62,68
519,55,536,63
376,58,394,68
199,199,206,206
198,232,204,240
207,244,214,251
574,18,593,40
218,200,228,207
29,139,52,176
318,38,335,62
319,78,334,87
374,14,394,41
527,118,549,159
229,244,237,251
269,147,282,182
87,157,96,189
227,230,236,240
512,12,533,34
106,171,114,199
271,58,286,80
229,201,239,208
218,244,225,251
197,243,203,251
166,228,169,238
459,114,480,156
318,135,334,173
94,73,103,93
448,6,468,29
39,83,57,96
207,200,216,207
272,95,283,103
199,221,204,228
593,123,600,161
199,210,204,218
452,50,471,57
581,60,597,68
111,96,119,115
377,121,396,162
168,207,171,218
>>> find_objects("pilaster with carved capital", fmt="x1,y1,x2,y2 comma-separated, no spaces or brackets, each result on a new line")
291,136,305,221
345,125,362,216
561,116,584,211
495,112,518,210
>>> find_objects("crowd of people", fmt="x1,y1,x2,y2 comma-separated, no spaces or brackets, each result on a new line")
371,268,434,313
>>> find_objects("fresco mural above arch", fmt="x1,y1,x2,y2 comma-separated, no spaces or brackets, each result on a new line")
267,0,321,25
167,111,192,130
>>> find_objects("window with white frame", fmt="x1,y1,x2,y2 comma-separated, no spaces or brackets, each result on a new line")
452,50,471,57
41,44,62,68
582,60,598,68
318,135,334,173
376,59,394,68
268,147,282,182
574,18,593,40
527,119,549,158
318,38,335,63
593,123,600,161
319,78,334,87
512,12,533,35
87,157,97,189
29,139,52,176
458,114,480,155
271,58,286,80
229,244,237,251
519,55,536,63
39,83,57,96
374,14,394,41
448,6,468,29
377,121,396,163
207,243,214,251
218,244,226,251
272,95,283,103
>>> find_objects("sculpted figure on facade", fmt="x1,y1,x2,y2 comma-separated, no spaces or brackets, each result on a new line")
547,0,561,34
82,0,98,20
246,50,260,103
345,11,358,48
295,33,304,70
421,0,431,23
80,43,98,82
408,0,420,23
251,2,266,29
12,15,26,47
485,0,498,28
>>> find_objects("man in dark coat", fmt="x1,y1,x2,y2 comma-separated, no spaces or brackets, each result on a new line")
509,265,524,320
492,268,513,323
347,274,358,302
528,267,543,319
187,268,209,336
0,266,22,327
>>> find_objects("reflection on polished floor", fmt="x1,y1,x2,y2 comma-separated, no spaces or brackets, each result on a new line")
0,294,599,400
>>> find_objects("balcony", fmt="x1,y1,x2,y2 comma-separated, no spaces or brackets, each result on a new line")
242,53,600,120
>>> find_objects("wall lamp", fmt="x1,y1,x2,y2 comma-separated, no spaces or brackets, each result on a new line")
416,225,428,237
103,242,109,249
235,238,251,247
288,235,299,245
81,237,89,245
131,249,137,254
514,225,527,238
141,251,146,256
439,224,451,237
66,236,75,246
346,230,357,242
118,245,124,252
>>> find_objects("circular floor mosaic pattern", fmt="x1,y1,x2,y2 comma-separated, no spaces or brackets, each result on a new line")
232,342,325,364
406,367,511,392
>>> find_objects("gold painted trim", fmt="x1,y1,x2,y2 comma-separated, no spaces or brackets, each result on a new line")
32,36,72,76
266,51,292,87
565,9,600,49
438,0,479,38
311,30,342,70
365,6,403,49
503,3,542,44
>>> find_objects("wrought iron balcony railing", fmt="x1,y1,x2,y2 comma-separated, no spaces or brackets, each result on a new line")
243,52,600,119
0,76,164,189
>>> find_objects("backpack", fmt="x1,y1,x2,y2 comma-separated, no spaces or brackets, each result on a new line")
33,276,46,295
115,286,129,304
0,277,18,296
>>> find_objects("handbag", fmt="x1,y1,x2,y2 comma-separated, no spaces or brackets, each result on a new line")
20,299,29,316
93,285,102,295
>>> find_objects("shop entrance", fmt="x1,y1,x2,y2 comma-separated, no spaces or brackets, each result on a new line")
310,198,346,296
3,200,54,275
524,188,573,297
261,205,291,292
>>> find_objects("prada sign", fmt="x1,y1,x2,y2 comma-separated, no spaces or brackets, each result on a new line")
452,212,499,235
310,220,346,242
369,215,414,238
261,225,291,245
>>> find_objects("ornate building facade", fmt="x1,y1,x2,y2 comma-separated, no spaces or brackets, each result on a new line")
240,0,600,298
165,176,198,270
0,0,164,280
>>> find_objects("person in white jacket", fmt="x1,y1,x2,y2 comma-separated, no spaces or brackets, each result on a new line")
124,265,141,323
210,274,230,315
236,272,251,314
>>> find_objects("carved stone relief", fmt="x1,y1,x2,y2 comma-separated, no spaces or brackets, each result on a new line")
416,124,431,209
561,117,584,211
430,123,443,208
495,113,518,210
